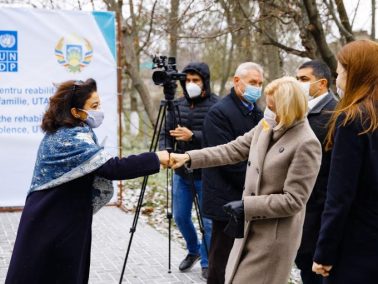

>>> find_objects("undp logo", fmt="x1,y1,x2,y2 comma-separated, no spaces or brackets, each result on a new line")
55,35,93,73
0,31,18,72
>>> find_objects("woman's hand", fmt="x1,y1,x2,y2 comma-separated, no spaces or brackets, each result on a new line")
169,153,190,169
156,150,170,168
312,262,332,277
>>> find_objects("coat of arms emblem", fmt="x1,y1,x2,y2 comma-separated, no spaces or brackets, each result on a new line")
55,35,93,73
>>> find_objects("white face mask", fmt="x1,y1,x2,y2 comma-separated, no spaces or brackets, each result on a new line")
81,109,104,128
186,82,202,98
299,79,322,101
264,107,277,128
299,82,311,100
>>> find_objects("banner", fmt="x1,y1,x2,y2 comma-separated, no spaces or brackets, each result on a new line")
0,8,118,206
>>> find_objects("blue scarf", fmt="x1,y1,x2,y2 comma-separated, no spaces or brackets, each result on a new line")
29,125,113,213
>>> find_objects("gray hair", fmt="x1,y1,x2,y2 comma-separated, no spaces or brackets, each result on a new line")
234,62,264,78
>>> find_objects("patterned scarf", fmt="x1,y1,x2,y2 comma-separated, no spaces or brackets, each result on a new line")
29,124,114,213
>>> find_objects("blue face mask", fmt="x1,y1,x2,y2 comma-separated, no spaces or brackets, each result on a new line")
241,80,262,103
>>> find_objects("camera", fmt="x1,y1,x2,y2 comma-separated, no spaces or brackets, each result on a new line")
152,56,186,93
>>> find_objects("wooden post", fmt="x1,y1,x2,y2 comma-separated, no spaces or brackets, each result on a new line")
116,9,123,207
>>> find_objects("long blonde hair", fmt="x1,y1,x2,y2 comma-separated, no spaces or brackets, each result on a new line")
264,76,308,129
325,40,378,150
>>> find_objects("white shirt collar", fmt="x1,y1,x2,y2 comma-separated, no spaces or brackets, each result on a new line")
308,92,328,110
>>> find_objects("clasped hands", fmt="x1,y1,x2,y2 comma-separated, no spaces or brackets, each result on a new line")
155,151,191,169
312,262,333,277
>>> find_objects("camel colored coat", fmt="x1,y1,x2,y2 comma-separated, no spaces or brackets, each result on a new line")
188,119,321,284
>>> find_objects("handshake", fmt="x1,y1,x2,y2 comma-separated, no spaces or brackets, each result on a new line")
155,150,190,169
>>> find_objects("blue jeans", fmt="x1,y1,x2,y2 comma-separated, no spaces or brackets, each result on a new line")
173,173,212,268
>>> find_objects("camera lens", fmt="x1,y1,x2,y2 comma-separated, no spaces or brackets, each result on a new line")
152,71,168,85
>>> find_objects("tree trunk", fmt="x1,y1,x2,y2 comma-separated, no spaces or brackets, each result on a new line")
303,0,337,74
169,0,179,58
258,0,282,81
335,0,354,42
219,33,234,96
122,27,157,125
372,0,376,40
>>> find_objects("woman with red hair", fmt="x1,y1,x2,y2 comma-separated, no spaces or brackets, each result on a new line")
313,40,378,283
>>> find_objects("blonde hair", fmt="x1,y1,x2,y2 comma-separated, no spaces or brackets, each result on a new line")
264,76,308,129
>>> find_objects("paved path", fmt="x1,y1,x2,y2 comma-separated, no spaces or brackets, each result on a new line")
0,206,205,283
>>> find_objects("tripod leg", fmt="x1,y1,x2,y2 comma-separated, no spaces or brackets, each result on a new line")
167,168,172,273
188,173,209,256
119,102,167,284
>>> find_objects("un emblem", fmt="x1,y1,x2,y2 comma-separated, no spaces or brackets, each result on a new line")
55,35,93,73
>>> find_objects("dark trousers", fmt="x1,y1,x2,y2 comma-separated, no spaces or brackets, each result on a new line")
207,220,235,284
295,252,323,284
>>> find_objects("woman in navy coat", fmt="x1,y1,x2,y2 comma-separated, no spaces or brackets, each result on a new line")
312,40,378,283
5,79,169,284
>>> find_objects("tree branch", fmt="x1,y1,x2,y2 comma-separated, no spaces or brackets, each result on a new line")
334,0,355,42
137,0,157,54
178,26,243,40
324,0,354,42
350,0,361,29
237,0,312,58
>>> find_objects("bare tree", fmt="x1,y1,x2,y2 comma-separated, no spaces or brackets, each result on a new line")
169,0,179,57
302,0,337,73
372,0,376,40
334,0,355,42
324,0,355,43
258,0,282,81
103,0,158,125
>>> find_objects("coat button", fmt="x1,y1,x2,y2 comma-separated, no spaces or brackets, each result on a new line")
251,192,255,196
247,161,251,166
256,168,259,174
279,147,284,153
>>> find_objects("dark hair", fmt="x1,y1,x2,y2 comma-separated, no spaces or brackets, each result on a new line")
298,60,332,88
41,78,97,133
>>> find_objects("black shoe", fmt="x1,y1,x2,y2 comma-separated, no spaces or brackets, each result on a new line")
201,267,209,279
179,254,200,272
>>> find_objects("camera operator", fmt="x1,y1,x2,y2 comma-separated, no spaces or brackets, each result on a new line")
159,62,218,279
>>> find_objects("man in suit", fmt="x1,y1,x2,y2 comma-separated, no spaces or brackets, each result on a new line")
295,60,337,284
202,62,264,284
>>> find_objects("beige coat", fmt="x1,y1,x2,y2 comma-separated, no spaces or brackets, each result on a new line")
188,119,321,284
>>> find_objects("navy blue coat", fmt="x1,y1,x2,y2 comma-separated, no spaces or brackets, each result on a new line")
159,62,219,179
201,88,262,221
313,113,378,284
6,152,160,284
297,94,337,254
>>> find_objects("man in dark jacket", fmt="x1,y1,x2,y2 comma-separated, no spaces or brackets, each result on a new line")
295,60,337,284
159,62,218,279
202,62,264,284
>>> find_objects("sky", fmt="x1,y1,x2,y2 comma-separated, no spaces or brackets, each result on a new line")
0,0,376,36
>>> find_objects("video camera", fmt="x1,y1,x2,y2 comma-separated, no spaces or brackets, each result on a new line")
152,56,186,100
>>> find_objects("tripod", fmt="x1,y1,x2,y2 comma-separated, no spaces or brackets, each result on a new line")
119,83,209,283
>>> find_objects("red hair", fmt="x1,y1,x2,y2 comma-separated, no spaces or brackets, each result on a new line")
325,40,378,150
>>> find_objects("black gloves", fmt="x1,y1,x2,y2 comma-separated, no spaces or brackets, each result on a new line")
223,200,244,239
223,200,244,221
